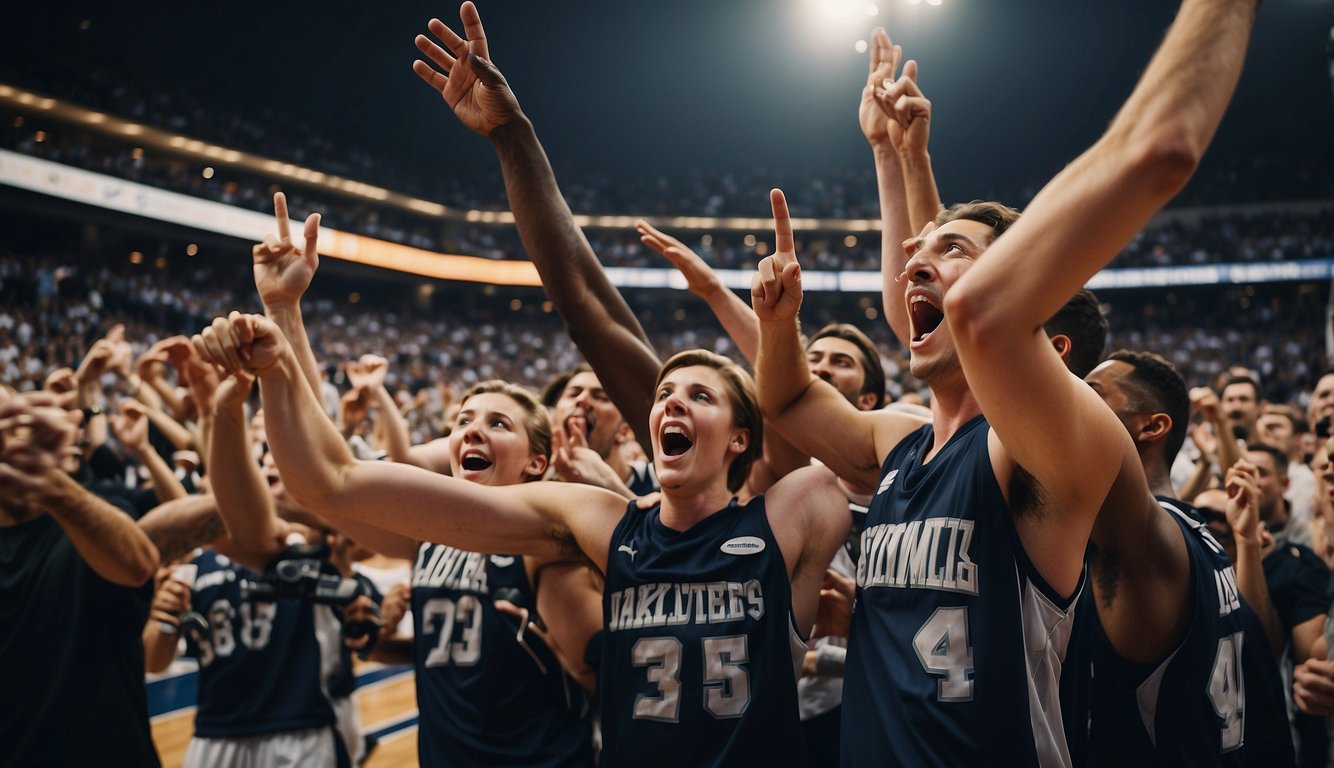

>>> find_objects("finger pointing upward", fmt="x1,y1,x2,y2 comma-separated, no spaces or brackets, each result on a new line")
274,192,291,242
770,188,795,264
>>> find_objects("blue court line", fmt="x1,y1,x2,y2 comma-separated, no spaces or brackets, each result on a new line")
365,711,420,742
148,664,414,718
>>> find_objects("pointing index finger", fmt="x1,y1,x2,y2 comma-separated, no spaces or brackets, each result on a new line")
770,188,795,263
274,192,291,242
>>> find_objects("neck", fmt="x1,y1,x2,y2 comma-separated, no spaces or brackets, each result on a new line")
926,381,983,462
658,483,735,532
1143,456,1176,498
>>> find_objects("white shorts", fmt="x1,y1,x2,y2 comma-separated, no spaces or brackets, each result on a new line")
184,725,338,768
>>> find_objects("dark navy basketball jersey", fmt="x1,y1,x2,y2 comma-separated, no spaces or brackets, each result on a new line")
842,414,1080,767
184,549,339,738
1081,499,1294,767
627,461,660,497
410,543,593,767
600,496,807,768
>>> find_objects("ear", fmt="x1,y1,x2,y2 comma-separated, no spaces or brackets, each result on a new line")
1141,412,1172,443
524,453,549,480
856,391,879,411
729,428,750,456
613,421,635,446
1049,334,1071,361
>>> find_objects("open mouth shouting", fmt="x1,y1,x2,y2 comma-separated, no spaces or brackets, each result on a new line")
460,450,493,472
908,290,945,346
660,424,694,459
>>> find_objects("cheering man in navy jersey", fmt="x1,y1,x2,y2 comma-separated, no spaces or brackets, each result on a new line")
754,0,1262,764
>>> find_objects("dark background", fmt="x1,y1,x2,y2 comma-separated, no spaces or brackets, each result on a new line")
3,0,1332,203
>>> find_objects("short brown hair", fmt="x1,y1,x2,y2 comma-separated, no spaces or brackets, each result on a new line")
935,201,1021,244
460,380,551,481
655,350,762,493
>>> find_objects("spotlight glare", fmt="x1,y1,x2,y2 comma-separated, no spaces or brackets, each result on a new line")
867,3,879,15
854,39,868,53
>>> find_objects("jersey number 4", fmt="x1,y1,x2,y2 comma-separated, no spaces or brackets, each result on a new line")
913,606,975,701
632,635,751,722
1209,631,1245,752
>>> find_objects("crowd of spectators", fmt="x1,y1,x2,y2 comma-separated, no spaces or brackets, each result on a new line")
5,107,1330,276
2,246,1328,446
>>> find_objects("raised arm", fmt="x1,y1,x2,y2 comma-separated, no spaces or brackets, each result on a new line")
347,355,414,464
193,312,622,571
205,370,293,570
0,395,159,587
638,221,760,364
413,3,660,445
111,399,187,504
1223,459,1283,657
753,190,921,489
253,192,324,401
860,28,915,347
942,0,1260,591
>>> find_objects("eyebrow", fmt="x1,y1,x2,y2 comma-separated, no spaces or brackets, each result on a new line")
938,232,982,251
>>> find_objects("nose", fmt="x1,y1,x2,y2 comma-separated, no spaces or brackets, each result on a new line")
901,241,937,285
461,420,484,442
662,391,688,416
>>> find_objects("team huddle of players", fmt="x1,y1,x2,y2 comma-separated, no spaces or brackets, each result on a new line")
6,0,1334,766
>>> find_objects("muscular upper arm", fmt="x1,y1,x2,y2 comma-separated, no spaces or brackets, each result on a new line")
767,378,921,490
977,351,1128,596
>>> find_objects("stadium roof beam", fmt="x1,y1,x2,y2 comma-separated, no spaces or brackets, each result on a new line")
0,81,881,233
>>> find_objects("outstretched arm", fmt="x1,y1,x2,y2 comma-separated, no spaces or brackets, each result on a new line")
638,221,759,364
753,190,922,490
413,3,660,446
943,0,1260,594
193,313,622,570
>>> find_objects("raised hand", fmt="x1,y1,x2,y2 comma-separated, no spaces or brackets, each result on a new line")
1189,420,1219,463
1189,386,1221,423
859,27,903,148
74,340,114,384
876,57,930,157
137,336,186,380
253,192,320,311
110,399,150,453
637,221,722,297
1223,459,1261,543
750,189,804,323
412,2,521,136
104,324,134,379
346,354,389,394
192,312,287,377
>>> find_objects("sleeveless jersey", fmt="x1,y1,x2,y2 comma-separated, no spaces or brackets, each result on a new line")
1080,499,1294,766
410,542,594,767
185,549,339,738
600,496,808,767
842,414,1080,767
